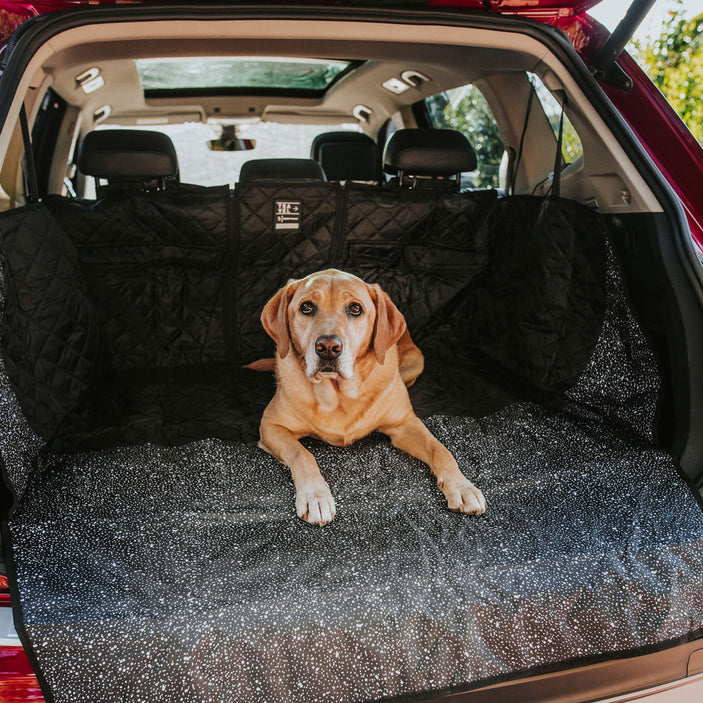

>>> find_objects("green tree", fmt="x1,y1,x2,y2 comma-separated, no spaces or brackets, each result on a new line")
632,0,703,142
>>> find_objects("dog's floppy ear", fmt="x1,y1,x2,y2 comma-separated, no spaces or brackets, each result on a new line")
261,280,299,358
370,283,407,365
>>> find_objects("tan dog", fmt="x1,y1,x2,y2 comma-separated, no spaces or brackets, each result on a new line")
256,269,486,526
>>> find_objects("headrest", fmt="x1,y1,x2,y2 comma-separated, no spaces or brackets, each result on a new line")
383,129,477,177
310,131,380,182
238,158,326,185
78,129,179,182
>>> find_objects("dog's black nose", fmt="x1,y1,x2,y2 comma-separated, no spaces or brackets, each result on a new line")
315,335,343,359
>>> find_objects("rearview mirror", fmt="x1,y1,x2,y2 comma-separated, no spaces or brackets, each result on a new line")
208,125,256,152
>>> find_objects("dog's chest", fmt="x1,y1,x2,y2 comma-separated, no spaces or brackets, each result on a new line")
309,419,373,447
308,381,382,446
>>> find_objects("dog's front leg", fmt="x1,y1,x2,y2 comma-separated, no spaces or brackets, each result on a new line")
382,416,486,515
259,422,336,526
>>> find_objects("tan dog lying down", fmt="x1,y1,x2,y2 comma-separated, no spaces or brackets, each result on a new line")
254,269,486,526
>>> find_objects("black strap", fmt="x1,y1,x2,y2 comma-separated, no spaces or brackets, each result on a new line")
513,82,569,198
19,103,39,203
510,84,535,196
551,93,567,200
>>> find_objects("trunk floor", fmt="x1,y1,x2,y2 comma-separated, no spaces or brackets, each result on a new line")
10,405,703,703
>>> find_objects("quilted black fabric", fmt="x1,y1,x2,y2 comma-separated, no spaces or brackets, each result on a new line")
464,196,608,390
236,181,341,362
414,196,608,413
339,184,496,333
45,185,230,369
0,205,107,440
1,187,608,449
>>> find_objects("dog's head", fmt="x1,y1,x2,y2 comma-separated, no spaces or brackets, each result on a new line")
261,269,406,383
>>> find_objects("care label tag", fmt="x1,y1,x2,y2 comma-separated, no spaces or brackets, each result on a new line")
274,200,302,231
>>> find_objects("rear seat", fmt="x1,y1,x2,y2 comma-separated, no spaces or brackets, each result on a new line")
1,127,608,448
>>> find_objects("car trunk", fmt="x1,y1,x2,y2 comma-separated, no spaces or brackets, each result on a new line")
1,174,702,702
1,4,703,703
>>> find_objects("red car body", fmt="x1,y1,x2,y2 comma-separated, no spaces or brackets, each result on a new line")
0,1,701,700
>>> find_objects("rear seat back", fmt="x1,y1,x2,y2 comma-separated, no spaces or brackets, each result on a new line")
48,129,231,370
340,128,493,331
235,177,341,361
340,187,495,333
235,156,340,360
47,130,494,368
45,186,230,370
1,128,609,445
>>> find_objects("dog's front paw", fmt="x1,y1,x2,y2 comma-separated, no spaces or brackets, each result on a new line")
296,479,337,526
439,475,486,515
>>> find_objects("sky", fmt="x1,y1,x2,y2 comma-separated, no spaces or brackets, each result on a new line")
590,0,703,40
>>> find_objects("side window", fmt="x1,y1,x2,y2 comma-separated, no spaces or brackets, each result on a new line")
425,84,504,188
527,72,583,165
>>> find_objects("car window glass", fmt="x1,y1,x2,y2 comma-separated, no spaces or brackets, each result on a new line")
135,57,352,92
527,72,583,164
425,84,504,188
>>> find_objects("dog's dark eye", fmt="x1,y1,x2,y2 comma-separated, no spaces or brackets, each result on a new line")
347,303,363,317
299,301,316,316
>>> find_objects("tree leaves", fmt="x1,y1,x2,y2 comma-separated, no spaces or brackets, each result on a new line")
632,0,703,141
